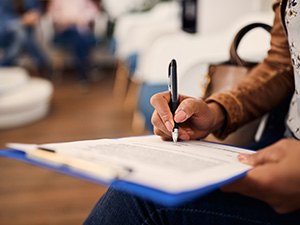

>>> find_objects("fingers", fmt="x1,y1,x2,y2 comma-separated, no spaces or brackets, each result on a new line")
152,110,171,137
150,92,173,132
238,140,287,166
151,92,211,140
222,139,300,214
153,127,172,141
152,111,193,141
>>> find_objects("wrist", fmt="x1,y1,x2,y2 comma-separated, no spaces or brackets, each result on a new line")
207,102,226,132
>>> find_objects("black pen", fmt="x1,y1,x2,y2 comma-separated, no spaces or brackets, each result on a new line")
168,59,179,143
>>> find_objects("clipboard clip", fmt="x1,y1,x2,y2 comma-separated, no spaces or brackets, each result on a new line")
27,147,133,181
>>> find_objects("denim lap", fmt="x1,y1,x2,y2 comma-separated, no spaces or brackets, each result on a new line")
84,187,300,225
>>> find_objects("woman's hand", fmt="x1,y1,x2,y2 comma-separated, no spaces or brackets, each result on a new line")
150,92,225,141
21,11,40,26
223,139,300,214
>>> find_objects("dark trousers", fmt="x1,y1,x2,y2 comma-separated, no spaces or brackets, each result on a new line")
84,187,300,225
0,22,50,70
53,26,95,81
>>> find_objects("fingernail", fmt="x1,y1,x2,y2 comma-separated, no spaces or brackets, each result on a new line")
165,121,173,132
237,154,250,163
175,110,187,122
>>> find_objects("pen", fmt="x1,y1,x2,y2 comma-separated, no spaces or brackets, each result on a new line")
168,59,179,143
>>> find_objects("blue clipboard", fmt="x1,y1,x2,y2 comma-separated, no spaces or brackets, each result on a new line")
0,149,247,206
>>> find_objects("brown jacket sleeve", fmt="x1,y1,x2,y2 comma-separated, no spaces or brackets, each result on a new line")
206,1,294,139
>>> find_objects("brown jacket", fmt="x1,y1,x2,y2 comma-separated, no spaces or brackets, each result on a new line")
207,0,295,139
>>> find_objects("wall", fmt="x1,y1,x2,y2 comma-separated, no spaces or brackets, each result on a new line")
197,0,273,34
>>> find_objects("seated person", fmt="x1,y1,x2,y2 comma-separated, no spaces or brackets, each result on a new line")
0,0,51,75
83,1,300,224
47,0,100,85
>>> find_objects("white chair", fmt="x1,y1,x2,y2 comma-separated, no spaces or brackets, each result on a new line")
135,11,274,85
0,67,53,129
102,0,161,21
114,1,181,59
112,1,181,102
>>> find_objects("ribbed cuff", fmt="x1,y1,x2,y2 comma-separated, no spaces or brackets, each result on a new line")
205,92,243,139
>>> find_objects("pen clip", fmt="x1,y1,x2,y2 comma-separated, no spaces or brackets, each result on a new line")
169,59,178,103
168,62,172,92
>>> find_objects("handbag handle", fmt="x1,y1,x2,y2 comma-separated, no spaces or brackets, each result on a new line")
229,22,272,67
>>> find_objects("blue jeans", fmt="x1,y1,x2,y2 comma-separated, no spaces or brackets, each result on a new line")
53,27,96,81
0,21,50,69
84,187,300,225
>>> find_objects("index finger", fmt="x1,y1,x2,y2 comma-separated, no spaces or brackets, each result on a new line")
150,92,174,132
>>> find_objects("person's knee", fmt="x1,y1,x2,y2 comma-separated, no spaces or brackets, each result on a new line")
7,23,27,43
83,188,135,225
84,187,158,225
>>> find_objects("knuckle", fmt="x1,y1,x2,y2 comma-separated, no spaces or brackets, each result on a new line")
181,98,194,108
154,127,169,138
150,92,168,106
181,98,202,113
153,127,160,136
151,113,160,127
262,174,277,190
151,113,161,127
161,113,170,122
150,94,159,106
250,154,263,165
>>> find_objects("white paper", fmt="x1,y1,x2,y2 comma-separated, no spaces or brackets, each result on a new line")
37,135,253,193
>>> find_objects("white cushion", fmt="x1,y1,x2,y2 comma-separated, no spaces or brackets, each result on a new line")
0,102,50,129
0,67,29,95
0,77,53,129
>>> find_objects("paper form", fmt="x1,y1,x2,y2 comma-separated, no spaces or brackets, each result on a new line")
36,135,253,193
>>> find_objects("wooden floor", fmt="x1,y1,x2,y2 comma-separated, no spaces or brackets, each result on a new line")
0,68,148,225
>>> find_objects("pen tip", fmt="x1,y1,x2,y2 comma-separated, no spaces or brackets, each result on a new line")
172,129,179,143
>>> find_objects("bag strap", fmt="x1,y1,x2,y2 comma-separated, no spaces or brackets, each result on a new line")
229,22,272,67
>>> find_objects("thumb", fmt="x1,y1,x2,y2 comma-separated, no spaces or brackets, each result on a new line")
174,98,206,123
238,142,284,166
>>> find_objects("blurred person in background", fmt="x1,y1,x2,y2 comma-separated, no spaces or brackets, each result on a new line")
47,0,100,87
0,0,51,76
